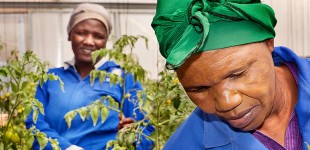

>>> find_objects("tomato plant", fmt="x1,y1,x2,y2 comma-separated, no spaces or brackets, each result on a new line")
64,35,195,150
144,70,195,150
0,48,62,150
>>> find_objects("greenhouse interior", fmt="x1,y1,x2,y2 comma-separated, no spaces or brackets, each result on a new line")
1,0,310,149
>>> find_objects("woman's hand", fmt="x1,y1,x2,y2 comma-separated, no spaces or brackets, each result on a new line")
118,115,135,130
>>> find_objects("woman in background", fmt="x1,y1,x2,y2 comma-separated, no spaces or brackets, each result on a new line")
26,3,154,150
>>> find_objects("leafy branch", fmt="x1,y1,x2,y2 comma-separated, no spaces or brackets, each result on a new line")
0,50,62,149
64,35,195,150
64,35,149,149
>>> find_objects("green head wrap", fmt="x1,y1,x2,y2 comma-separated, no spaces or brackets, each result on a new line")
152,0,277,69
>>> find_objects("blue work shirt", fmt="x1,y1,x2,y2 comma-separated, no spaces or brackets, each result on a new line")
164,46,310,150
25,60,154,150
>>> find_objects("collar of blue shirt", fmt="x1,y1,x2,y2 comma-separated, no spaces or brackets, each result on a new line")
63,56,109,70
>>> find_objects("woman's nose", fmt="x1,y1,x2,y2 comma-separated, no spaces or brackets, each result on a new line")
214,89,242,112
83,35,95,45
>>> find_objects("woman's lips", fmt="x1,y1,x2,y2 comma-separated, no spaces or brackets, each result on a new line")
81,48,93,54
226,106,258,129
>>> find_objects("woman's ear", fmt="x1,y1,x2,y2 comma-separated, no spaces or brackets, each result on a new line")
68,32,72,41
265,38,274,53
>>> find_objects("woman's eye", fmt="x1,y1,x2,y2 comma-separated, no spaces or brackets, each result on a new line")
76,32,85,36
229,71,244,78
188,86,210,93
95,35,104,39
94,34,106,39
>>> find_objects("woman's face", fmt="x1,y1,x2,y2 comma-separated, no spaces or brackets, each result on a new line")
176,40,276,131
69,19,108,65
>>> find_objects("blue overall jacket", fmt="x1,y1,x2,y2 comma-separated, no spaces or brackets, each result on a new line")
25,60,154,150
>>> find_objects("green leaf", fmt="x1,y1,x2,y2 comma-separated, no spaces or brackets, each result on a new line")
146,95,154,101
137,91,144,101
305,142,310,150
125,132,136,146
26,135,34,149
99,71,107,84
118,76,123,85
0,67,8,77
34,99,45,114
91,50,101,64
32,108,39,124
64,111,77,128
23,102,33,117
48,73,58,80
21,81,28,90
49,138,60,150
106,140,116,150
173,97,181,109
138,97,144,108
106,95,114,103
101,107,109,123
10,63,21,74
117,131,125,145
58,79,65,92
77,107,89,121
124,93,131,99
90,70,99,86
36,132,48,150
90,105,100,126
11,82,18,93
114,146,127,150
109,74,116,85
39,78,44,87
106,96,119,109
43,74,49,83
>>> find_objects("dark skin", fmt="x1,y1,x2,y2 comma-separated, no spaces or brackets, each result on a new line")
69,19,108,78
176,39,298,146
118,115,135,130
69,19,135,130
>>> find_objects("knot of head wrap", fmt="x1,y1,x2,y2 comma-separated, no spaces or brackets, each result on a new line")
152,0,277,69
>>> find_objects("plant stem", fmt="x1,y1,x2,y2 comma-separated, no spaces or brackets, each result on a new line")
105,105,121,113
137,130,155,141
158,120,169,126
155,94,160,150
6,67,18,85
3,95,22,148
119,73,127,117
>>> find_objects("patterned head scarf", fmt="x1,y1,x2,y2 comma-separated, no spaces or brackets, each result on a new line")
67,3,112,39
152,0,277,69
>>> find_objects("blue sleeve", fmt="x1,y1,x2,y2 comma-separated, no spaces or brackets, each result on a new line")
25,82,72,150
122,73,155,150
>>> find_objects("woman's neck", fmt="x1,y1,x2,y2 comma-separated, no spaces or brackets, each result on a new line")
258,64,298,146
75,62,95,79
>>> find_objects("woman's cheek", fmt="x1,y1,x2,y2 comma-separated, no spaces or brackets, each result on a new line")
187,92,216,113
241,65,272,99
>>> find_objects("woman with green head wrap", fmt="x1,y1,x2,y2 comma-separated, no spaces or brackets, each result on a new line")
152,0,310,149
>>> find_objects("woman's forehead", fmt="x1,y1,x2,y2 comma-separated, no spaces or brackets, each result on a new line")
177,42,267,77
73,19,107,33
75,19,106,29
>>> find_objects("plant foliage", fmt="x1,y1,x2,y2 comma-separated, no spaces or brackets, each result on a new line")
64,35,195,150
0,49,62,150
